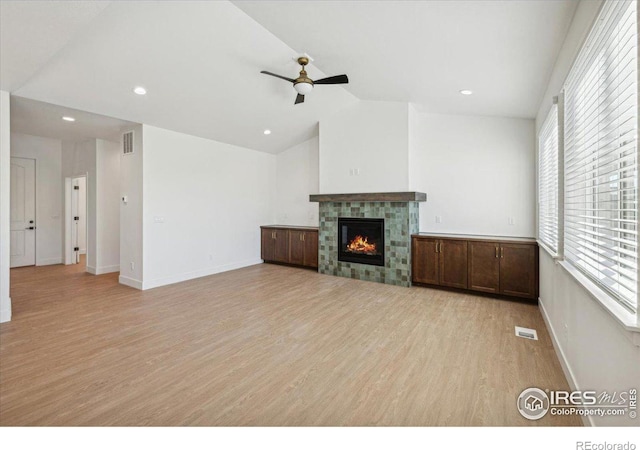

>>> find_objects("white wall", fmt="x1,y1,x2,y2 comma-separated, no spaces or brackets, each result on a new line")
95,139,120,273
411,113,535,237
119,126,143,288
141,125,276,289
535,0,640,426
0,90,11,323
11,133,63,265
319,101,409,193
275,137,319,226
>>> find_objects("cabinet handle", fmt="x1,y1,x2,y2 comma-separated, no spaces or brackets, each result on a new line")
439,242,443,253
501,247,504,259
273,231,276,239
303,233,305,241
495,246,499,258
435,242,439,253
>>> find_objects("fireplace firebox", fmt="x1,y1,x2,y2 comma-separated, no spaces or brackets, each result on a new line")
338,218,385,266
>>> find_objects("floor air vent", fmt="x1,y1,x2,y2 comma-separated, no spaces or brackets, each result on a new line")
515,326,538,340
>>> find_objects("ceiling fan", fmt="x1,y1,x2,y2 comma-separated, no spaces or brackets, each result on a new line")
260,56,349,105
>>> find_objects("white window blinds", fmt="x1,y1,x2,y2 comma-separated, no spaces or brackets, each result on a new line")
564,0,638,311
539,104,560,253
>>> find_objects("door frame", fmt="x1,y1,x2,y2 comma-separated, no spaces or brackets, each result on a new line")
64,174,88,268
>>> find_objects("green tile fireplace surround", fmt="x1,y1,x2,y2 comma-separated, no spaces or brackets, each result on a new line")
310,192,426,287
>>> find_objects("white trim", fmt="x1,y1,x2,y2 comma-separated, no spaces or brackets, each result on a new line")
539,298,593,427
0,302,11,324
87,264,119,275
36,257,62,266
558,260,640,335
119,275,143,290
141,258,262,290
64,178,72,264
536,240,562,261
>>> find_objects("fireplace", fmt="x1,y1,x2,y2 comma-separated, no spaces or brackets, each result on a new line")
338,218,385,266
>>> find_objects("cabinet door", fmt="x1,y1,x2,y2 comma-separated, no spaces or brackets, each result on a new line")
273,229,289,263
439,239,468,289
499,243,538,299
468,241,500,294
289,230,305,265
303,231,319,268
412,238,439,285
261,229,275,261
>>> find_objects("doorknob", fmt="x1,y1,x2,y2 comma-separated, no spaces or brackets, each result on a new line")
26,226,35,230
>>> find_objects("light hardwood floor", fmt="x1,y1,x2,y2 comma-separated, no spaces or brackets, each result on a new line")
0,261,580,426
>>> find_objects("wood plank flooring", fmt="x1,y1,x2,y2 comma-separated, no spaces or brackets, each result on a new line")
0,261,580,426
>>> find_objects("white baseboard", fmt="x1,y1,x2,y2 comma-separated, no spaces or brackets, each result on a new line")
36,257,63,266
87,264,119,275
119,275,143,290
141,258,262,290
539,298,593,427
0,303,11,323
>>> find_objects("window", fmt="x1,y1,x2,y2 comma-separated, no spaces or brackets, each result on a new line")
563,0,638,311
538,104,559,253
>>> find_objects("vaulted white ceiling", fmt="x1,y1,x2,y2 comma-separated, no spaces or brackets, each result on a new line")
1,0,578,153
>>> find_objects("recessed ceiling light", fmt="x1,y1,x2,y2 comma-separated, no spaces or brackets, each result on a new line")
460,89,473,95
133,86,147,95
62,116,75,122
263,129,271,135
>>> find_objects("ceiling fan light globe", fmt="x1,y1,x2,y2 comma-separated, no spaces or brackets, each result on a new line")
294,82,313,95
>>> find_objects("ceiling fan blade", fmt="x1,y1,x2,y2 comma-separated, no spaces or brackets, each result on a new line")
313,74,349,85
295,94,305,105
260,70,295,83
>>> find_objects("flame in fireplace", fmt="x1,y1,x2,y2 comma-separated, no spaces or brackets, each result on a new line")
346,235,377,254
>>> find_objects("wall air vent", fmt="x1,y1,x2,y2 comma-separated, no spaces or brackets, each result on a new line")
122,131,134,155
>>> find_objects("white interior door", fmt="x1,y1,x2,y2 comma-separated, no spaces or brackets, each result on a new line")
10,157,36,268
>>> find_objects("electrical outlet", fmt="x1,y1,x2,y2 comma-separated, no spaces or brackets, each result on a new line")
435,216,442,223
130,262,135,271
355,168,361,175
508,217,515,225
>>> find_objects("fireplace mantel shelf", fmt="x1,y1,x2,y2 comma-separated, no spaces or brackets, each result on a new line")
309,192,426,202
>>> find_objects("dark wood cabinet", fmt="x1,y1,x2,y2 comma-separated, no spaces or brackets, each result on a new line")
412,234,538,301
412,238,439,285
261,226,318,269
439,240,468,289
468,241,500,294
499,243,537,299
303,231,318,268
412,237,467,288
261,228,276,261
289,230,305,266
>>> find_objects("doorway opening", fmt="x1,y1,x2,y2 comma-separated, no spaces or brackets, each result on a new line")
64,175,88,270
